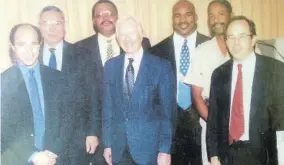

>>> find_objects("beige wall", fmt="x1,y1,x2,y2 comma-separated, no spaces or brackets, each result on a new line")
1,0,284,72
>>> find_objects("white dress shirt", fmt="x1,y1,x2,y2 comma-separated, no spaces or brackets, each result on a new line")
98,33,120,66
123,48,144,82
230,52,256,141
43,41,63,71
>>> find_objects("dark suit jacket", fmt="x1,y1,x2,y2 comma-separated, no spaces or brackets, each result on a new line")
102,52,176,164
207,54,284,165
149,32,210,79
39,41,101,164
76,34,151,72
1,65,73,165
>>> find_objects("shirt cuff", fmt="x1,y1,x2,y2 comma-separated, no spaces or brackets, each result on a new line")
28,151,39,164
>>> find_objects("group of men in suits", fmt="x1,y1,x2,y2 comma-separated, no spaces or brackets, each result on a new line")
2,0,284,165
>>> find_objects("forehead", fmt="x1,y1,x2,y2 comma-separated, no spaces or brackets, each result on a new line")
117,20,138,33
208,2,228,14
227,20,250,34
40,11,64,21
14,26,38,42
94,3,116,13
173,2,194,13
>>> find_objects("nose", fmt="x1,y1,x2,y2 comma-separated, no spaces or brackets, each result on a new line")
48,24,56,33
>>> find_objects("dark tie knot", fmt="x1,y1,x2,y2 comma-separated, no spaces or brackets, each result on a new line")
107,39,112,44
128,58,134,64
237,64,242,71
49,48,56,54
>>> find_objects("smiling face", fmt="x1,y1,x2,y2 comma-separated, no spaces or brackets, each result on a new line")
172,1,197,37
12,25,41,67
208,2,230,36
93,2,118,37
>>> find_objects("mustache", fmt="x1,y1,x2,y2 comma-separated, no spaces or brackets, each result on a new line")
100,20,114,25
178,22,189,27
212,23,225,28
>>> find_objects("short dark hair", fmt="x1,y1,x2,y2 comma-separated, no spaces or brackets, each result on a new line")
208,0,232,14
225,15,257,36
10,23,42,45
40,5,65,20
92,0,118,19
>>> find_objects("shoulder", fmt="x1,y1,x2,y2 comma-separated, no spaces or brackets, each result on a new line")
197,32,211,43
151,36,172,50
75,34,97,46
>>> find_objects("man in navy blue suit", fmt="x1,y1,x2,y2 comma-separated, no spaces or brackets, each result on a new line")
102,16,176,165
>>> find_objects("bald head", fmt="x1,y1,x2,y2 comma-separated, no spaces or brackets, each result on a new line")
172,0,198,37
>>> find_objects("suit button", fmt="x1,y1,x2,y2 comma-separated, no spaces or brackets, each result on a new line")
30,133,34,137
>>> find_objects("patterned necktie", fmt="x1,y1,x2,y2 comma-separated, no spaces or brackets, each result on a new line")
48,48,57,69
125,58,135,98
28,69,45,150
106,39,114,60
177,39,192,110
229,64,244,144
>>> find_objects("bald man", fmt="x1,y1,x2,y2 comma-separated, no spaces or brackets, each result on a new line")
150,1,210,165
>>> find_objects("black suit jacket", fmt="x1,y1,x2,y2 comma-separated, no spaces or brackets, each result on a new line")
149,32,210,79
75,34,151,72
1,65,73,165
207,54,284,165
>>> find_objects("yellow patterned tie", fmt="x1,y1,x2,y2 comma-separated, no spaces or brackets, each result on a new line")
106,39,114,60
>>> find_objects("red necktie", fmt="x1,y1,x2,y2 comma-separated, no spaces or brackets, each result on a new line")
229,64,244,144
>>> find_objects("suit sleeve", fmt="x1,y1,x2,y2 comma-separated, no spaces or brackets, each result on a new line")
102,62,113,148
158,61,177,153
206,69,219,160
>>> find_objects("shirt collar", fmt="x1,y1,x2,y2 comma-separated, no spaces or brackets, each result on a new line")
18,61,40,76
125,47,144,62
98,33,116,42
173,30,197,43
233,52,256,67
44,40,63,52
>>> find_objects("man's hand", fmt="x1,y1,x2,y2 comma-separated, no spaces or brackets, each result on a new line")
86,136,99,154
210,156,221,165
32,150,57,165
103,148,113,165
157,152,171,165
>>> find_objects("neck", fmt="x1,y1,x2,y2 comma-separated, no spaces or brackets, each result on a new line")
215,35,228,56
46,41,60,48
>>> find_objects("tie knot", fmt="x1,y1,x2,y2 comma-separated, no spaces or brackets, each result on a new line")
183,39,188,45
128,58,134,64
29,69,35,76
107,39,112,44
237,64,242,71
49,48,56,54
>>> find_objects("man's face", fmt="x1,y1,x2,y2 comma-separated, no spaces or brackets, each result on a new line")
93,3,118,37
116,20,142,54
208,2,230,36
12,26,40,67
172,1,197,37
226,20,256,61
39,11,65,47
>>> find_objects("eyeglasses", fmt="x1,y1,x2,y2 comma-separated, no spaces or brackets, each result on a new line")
41,20,64,26
95,11,116,18
226,34,252,42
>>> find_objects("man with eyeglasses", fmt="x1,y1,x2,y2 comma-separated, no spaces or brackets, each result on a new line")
38,6,102,165
183,1,232,164
206,15,284,165
1,23,73,165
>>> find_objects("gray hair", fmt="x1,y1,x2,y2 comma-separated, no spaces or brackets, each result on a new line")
115,16,143,36
40,6,65,20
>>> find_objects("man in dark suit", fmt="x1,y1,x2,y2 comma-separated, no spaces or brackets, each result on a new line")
207,16,284,165
1,23,73,165
150,1,210,165
38,6,102,164
76,0,151,70
102,16,176,165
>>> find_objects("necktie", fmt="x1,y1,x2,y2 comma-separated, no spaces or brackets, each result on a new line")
48,48,57,69
125,58,135,99
177,39,191,110
28,69,45,150
106,39,114,60
229,64,244,144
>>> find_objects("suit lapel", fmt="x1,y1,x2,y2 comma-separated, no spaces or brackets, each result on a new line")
92,34,103,67
222,60,233,134
249,56,266,130
61,41,74,72
116,54,125,102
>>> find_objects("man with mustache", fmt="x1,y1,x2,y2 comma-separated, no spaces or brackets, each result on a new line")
184,0,232,165
38,6,101,165
150,1,210,165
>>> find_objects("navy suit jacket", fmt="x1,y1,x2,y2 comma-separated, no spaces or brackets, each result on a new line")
102,52,176,164
1,65,74,165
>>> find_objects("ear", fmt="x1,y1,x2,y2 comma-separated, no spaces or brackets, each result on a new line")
10,43,15,52
195,13,198,22
252,35,258,46
230,12,234,18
